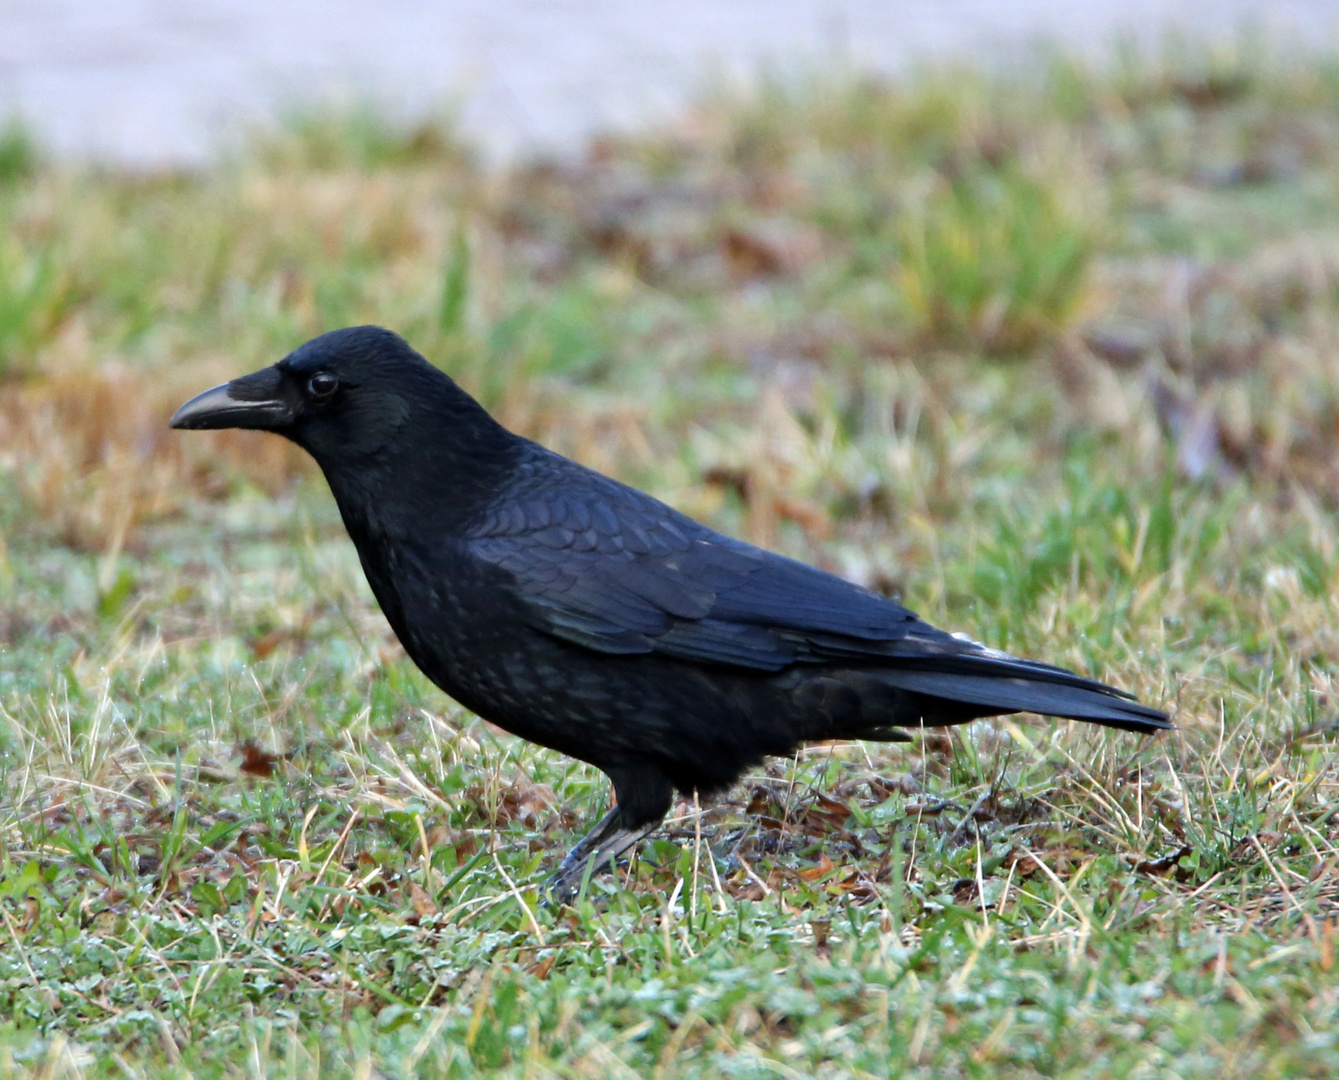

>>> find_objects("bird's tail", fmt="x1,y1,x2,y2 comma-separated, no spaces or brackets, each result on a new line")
880,666,1170,733
810,646,1171,739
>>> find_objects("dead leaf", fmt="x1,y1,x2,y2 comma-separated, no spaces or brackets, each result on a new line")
833,871,879,901
799,854,838,882
723,227,785,277
810,792,852,820
746,785,780,817
497,780,557,826
1005,849,1041,876
239,741,279,778
920,730,955,763
904,800,954,817
249,628,289,660
407,882,436,919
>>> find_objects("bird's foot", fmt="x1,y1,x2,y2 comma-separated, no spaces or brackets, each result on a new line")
545,809,659,905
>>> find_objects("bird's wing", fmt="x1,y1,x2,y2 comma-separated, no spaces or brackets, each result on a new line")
463,461,1167,731
466,479,936,672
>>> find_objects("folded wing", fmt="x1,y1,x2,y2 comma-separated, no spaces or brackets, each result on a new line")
467,469,1171,734
468,479,930,669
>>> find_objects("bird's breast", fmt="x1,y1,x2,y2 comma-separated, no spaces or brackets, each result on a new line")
356,537,533,702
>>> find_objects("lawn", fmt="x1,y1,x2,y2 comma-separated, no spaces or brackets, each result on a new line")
2,35,1339,1078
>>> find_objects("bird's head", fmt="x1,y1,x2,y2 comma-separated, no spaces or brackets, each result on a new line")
171,326,500,468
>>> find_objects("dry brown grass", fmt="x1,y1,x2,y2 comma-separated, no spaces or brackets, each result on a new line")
8,375,309,551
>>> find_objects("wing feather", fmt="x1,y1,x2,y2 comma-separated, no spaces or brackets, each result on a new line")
468,478,923,670
456,452,1168,732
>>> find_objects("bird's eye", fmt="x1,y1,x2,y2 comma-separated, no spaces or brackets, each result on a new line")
307,372,339,401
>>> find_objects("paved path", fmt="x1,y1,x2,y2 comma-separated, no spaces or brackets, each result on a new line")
1,1,1336,166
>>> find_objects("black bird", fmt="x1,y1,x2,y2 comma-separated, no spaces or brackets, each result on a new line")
172,326,1171,898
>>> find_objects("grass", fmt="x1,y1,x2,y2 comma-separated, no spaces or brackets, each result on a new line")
3,33,1339,1077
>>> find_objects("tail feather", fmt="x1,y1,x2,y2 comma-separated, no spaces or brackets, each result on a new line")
882,669,1171,734
791,637,1171,740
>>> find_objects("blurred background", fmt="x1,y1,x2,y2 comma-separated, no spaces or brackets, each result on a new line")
3,0,1338,166
2,0,1339,776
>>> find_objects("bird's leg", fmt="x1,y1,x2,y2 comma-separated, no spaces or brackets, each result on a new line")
546,808,660,903
547,762,673,904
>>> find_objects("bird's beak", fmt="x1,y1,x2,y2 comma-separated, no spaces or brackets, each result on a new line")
170,366,294,431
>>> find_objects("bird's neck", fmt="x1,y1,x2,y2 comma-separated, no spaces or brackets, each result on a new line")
319,400,521,546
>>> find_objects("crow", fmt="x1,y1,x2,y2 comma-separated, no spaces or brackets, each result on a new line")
172,326,1171,899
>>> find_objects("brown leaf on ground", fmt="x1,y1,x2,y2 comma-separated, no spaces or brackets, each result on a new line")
832,870,880,901
239,741,280,778
799,854,838,881
775,495,833,539
797,792,853,833
1005,849,1042,876
864,773,922,800
1008,845,1087,876
496,779,557,826
723,227,786,278
423,822,453,851
722,220,821,280
904,800,954,817
407,882,437,919
250,624,310,659
745,785,781,817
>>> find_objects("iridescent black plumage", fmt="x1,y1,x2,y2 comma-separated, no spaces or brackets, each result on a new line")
172,326,1171,898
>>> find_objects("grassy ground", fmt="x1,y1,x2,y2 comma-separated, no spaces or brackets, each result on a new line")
3,35,1339,1078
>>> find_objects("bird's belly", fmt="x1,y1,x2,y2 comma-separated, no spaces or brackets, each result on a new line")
407,616,672,749
366,557,801,790
398,610,788,784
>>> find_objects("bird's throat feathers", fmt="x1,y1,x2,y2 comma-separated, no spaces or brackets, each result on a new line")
316,379,520,543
